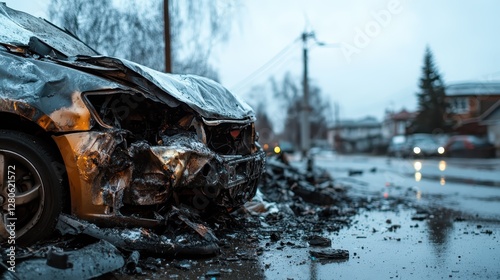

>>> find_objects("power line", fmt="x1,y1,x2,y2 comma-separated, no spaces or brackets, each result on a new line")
230,38,300,92
230,37,301,93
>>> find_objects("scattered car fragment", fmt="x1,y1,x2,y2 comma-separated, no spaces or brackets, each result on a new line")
260,155,344,206
11,240,125,280
310,248,350,260
0,3,265,245
56,212,220,256
307,235,332,247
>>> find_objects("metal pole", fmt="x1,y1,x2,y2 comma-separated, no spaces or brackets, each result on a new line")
164,0,172,73
301,32,310,158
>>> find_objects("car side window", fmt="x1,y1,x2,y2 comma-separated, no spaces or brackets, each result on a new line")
450,140,465,149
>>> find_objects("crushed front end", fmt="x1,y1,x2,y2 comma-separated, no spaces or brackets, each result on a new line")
53,88,265,226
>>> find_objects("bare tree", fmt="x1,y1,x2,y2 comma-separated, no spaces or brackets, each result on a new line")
48,0,240,80
254,102,275,146
271,73,331,147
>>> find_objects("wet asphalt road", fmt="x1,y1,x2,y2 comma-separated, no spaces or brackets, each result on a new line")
261,154,500,280
105,154,500,279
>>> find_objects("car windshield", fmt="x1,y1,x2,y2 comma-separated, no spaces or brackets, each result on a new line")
409,134,438,144
467,136,490,145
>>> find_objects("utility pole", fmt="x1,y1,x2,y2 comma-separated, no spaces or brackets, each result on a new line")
301,31,314,158
163,0,172,73
300,31,338,158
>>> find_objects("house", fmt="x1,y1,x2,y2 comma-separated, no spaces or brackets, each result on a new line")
381,108,416,139
479,100,500,157
327,116,382,153
446,81,500,134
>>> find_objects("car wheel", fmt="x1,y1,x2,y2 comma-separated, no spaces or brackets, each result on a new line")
0,130,63,246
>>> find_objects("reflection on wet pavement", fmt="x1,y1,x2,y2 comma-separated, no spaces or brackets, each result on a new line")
263,209,500,280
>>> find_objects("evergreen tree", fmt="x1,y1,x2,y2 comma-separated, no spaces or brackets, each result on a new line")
412,47,448,133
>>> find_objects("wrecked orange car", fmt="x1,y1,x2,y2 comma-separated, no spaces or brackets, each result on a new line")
0,4,265,245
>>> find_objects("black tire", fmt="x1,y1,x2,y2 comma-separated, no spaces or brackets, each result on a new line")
0,130,63,246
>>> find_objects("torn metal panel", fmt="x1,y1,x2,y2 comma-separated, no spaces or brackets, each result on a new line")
170,206,219,243
56,214,220,256
52,132,116,217
156,133,220,186
13,240,125,280
0,50,128,132
47,91,92,131
53,130,133,212
122,141,172,206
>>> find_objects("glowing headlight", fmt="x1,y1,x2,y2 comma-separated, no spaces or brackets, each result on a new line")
438,147,445,154
413,147,421,154
274,146,281,154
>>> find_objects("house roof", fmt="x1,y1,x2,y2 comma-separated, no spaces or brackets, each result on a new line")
384,109,416,121
480,100,500,124
330,117,381,129
446,81,500,96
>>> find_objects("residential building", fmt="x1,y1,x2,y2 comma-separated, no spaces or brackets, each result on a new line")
382,108,416,139
446,81,500,134
479,100,500,157
327,116,382,153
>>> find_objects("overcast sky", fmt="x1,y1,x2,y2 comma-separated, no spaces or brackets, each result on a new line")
5,0,500,129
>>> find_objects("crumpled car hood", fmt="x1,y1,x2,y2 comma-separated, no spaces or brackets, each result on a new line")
0,3,254,121
59,56,255,121
114,58,255,121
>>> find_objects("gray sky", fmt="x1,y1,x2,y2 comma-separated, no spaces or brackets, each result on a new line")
5,0,500,129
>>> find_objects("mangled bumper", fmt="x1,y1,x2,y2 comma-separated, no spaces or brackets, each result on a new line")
53,131,265,224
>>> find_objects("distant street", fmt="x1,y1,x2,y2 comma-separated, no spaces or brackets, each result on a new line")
319,154,500,218
262,154,500,279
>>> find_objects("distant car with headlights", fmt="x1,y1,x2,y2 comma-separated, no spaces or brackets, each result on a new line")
404,134,445,157
0,4,265,245
443,135,495,158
